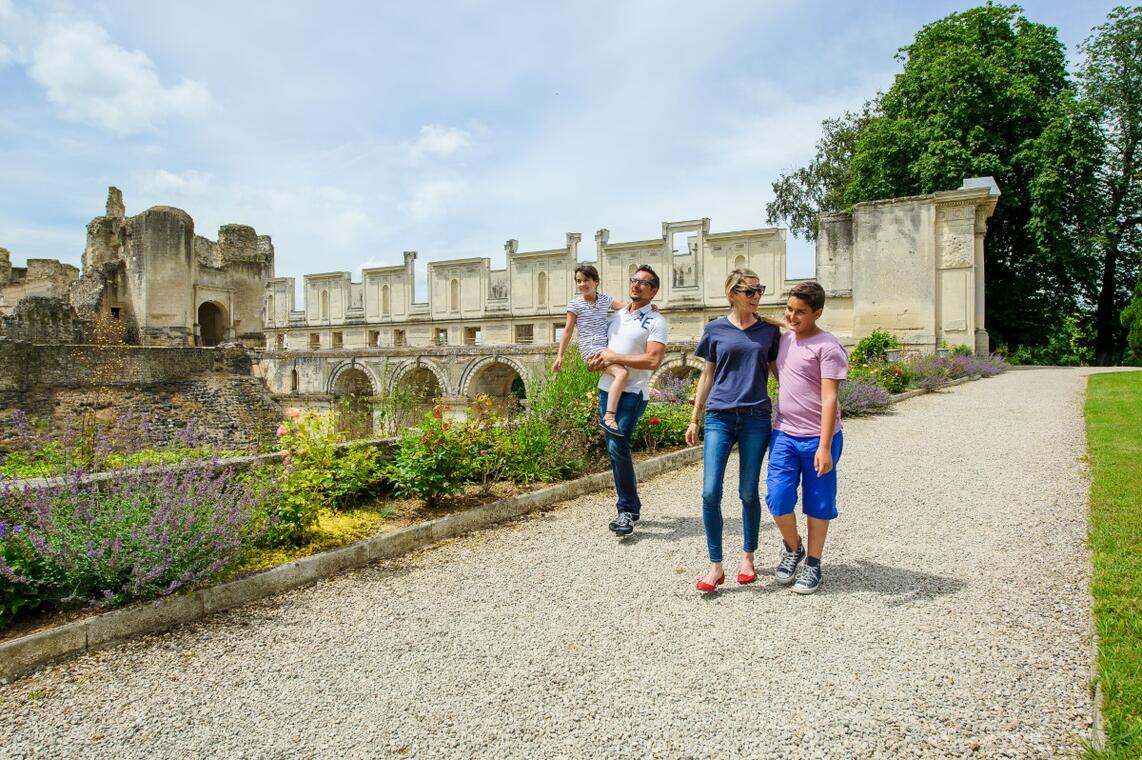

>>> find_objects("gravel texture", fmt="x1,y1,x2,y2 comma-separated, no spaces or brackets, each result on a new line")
0,369,1096,759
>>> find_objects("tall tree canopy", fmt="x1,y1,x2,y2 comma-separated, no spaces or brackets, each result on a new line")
768,3,1139,360
1076,6,1142,364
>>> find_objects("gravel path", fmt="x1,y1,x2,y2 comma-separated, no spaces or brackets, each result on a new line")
0,369,1096,759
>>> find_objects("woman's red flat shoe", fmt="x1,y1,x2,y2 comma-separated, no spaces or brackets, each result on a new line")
695,573,726,593
737,571,758,584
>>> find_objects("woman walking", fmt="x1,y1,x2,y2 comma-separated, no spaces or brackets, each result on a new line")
685,269,781,592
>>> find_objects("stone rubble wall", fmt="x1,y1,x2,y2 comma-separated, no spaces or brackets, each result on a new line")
0,342,281,452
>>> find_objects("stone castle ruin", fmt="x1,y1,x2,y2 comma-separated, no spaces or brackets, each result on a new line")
0,179,999,438
1,188,280,449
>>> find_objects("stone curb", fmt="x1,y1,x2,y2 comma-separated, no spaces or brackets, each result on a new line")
0,373,992,683
0,444,703,682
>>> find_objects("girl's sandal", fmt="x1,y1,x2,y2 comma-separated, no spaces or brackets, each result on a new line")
599,412,624,438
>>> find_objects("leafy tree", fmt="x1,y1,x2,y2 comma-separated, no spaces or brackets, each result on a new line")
1075,6,1142,365
1123,267,1142,364
768,4,1107,356
847,4,1083,352
766,106,872,241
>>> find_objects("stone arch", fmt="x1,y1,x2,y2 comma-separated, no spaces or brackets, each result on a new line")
449,279,460,312
290,368,299,393
197,300,228,346
649,357,700,401
328,361,381,397
329,362,379,438
537,271,547,306
382,284,390,316
733,254,747,270
459,356,529,412
387,359,450,398
320,289,329,320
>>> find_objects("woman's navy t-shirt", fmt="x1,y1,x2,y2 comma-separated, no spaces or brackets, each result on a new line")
693,317,781,413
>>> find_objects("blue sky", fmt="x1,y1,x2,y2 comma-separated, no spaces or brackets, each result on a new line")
0,0,1124,295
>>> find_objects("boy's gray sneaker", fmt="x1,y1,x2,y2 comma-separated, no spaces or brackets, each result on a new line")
792,563,822,594
775,543,805,584
609,511,636,537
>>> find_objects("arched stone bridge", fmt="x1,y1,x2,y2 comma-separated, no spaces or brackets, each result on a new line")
255,342,700,429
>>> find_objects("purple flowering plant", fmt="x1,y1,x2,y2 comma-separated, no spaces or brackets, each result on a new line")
0,460,273,629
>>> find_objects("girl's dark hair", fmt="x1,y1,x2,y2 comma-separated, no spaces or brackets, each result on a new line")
574,264,600,282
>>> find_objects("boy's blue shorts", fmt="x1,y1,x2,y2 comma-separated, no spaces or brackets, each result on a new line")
765,430,844,520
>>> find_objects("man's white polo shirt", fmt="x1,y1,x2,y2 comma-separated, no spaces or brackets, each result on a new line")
597,303,669,399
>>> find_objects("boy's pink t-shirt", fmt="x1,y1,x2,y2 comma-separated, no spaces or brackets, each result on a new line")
773,329,849,438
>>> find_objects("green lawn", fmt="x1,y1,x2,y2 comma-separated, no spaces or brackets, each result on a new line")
1086,371,1142,758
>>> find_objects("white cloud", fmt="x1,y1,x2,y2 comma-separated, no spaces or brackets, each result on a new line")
402,179,467,223
409,124,471,159
28,16,209,134
138,169,213,197
0,41,13,66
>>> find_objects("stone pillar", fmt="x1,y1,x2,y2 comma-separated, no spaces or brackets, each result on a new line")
403,251,417,307
974,211,989,354
0,247,11,286
106,187,125,218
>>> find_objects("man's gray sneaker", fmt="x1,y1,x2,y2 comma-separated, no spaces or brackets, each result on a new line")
775,542,805,584
610,511,636,537
792,562,822,594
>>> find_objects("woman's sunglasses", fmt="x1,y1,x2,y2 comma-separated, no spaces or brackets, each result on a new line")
733,286,765,297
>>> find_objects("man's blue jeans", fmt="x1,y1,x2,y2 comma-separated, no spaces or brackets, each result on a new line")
701,408,772,562
598,389,649,515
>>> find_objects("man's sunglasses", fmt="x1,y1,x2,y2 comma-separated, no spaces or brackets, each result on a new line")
733,286,765,297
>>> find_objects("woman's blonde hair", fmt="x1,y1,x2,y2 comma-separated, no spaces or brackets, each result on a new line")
724,268,784,327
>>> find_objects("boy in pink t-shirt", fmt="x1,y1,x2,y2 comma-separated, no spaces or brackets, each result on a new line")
766,281,848,594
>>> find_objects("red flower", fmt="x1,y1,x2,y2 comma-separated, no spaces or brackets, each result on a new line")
649,417,661,425
442,422,450,430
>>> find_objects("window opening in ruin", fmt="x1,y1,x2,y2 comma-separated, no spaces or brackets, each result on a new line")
266,295,274,325
449,279,460,312
110,307,120,320
320,289,329,321
537,272,547,306
332,331,343,349
734,254,747,270
381,284,390,316
291,369,299,392
435,327,448,346
553,323,564,343
198,301,226,346
309,333,320,349
368,330,380,347
464,326,481,346
393,329,407,347
515,324,534,344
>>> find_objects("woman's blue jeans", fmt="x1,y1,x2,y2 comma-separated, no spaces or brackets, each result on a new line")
701,408,772,562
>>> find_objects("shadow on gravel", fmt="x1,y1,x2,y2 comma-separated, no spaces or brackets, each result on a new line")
623,517,781,544
818,559,966,605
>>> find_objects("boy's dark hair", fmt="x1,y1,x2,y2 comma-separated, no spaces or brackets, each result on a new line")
574,264,600,282
789,281,826,311
635,265,660,289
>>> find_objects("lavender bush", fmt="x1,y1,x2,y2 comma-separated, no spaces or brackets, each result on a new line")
0,461,273,628
838,379,892,416
1,410,235,479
